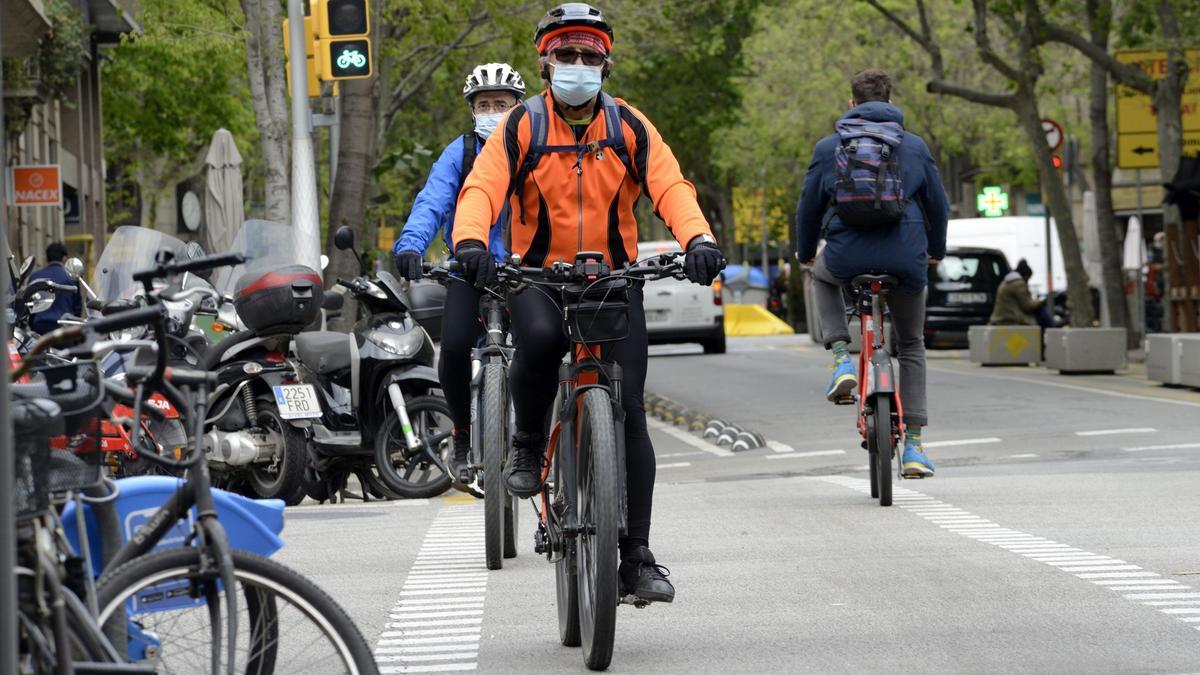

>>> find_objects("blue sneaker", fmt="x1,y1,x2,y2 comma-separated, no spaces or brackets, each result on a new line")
901,444,935,478
825,358,857,402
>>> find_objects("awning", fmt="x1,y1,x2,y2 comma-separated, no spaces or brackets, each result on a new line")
88,0,139,44
0,0,51,58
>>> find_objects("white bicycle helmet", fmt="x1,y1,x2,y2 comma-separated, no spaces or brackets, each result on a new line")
463,63,526,101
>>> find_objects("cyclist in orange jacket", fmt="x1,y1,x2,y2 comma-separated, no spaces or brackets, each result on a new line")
451,3,724,604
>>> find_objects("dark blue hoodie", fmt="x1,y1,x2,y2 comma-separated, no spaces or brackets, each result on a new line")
796,101,949,291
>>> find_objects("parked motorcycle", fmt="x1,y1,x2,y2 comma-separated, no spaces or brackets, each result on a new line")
292,225,453,501
201,220,326,505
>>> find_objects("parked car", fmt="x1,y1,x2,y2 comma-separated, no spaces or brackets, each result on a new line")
637,241,726,354
924,246,1011,348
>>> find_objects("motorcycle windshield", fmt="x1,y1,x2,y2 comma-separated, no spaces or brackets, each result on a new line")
214,220,311,296
92,226,188,302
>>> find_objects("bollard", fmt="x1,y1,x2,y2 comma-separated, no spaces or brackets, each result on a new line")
731,430,765,452
702,420,727,439
716,424,742,446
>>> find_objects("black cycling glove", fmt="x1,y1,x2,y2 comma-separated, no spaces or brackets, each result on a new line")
685,237,724,286
455,240,496,290
394,250,423,281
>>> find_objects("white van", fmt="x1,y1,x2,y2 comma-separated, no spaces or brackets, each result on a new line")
637,241,726,354
946,217,1066,296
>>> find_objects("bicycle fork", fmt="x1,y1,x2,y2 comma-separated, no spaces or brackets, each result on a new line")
386,383,451,475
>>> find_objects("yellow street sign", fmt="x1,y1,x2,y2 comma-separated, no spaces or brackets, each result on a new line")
1117,130,1200,169
1115,49,1200,168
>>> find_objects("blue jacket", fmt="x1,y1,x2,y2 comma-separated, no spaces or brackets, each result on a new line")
796,102,949,291
393,133,507,262
28,261,81,334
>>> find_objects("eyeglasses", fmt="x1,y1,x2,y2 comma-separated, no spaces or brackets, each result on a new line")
549,48,606,67
473,100,513,114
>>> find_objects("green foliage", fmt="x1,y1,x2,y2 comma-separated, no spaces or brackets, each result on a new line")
3,0,91,139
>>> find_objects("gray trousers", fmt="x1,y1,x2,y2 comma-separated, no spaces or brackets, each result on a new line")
812,255,929,426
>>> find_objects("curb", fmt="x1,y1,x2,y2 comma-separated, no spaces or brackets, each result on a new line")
645,392,767,453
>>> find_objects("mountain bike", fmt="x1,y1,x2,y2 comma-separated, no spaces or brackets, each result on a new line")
422,263,519,570
843,274,905,507
13,250,379,674
516,251,699,671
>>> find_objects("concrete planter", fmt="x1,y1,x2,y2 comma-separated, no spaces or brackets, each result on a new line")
1145,334,1183,385
968,325,1041,366
1180,335,1200,388
1043,327,1127,374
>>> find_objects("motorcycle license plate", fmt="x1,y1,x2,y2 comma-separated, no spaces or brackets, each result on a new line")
946,291,987,304
272,385,322,419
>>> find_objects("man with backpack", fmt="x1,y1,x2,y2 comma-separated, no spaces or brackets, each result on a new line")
392,62,526,483
451,3,724,603
796,68,949,478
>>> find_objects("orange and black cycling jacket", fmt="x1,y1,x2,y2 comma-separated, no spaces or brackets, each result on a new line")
452,90,714,267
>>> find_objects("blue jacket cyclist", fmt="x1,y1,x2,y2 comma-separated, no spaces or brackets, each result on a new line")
392,62,526,483
796,68,949,478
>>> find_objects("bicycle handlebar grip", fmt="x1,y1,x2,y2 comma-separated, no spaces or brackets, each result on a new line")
163,366,218,387
174,251,246,275
86,305,163,335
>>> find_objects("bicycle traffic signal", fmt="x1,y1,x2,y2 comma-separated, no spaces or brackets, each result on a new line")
314,0,373,81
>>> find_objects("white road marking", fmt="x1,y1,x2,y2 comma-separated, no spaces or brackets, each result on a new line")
1074,427,1157,436
1008,453,1039,459
646,416,734,456
657,451,703,458
767,441,796,453
764,450,847,460
373,505,487,673
1122,443,1200,452
927,362,1200,409
811,475,1200,631
921,437,1002,448
657,462,692,468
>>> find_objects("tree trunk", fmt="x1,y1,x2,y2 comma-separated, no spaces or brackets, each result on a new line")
325,76,379,331
240,0,289,223
1014,93,1096,326
1153,29,1188,331
1086,0,1130,336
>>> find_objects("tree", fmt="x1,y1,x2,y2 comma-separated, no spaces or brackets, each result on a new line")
103,0,256,229
1026,0,1197,331
240,0,290,223
867,0,1097,326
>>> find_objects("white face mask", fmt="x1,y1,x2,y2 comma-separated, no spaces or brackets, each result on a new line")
550,64,603,107
473,112,504,140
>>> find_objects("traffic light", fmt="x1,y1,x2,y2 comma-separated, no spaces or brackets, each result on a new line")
1051,154,1063,169
315,0,372,80
283,16,322,97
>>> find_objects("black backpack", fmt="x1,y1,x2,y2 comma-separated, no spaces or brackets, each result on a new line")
459,133,477,186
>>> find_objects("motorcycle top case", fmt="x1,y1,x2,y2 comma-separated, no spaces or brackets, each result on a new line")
234,263,322,335
407,278,446,342
61,476,285,577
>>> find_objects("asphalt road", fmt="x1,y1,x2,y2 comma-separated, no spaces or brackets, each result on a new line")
275,336,1200,673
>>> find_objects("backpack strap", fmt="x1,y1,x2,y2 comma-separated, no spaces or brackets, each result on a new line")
875,142,891,209
459,133,477,187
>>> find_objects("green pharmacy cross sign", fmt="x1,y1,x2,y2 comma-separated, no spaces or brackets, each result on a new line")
976,186,1010,218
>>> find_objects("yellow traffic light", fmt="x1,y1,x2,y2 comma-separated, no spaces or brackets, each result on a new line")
316,0,370,38
313,0,372,80
316,39,372,80
282,16,317,59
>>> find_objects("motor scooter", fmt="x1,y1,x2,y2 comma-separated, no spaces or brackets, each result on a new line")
290,225,452,501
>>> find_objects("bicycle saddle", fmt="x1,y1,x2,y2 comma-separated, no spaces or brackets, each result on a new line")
851,274,899,291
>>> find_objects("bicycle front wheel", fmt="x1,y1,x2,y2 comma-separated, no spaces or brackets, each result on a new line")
576,388,619,671
873,396,893,507
482,362,509,570
95,547,378,675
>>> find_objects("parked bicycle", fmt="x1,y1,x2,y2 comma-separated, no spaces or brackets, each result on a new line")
12,247,379,674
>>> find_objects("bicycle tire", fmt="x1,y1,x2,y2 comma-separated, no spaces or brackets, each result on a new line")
95,547,379,675
577,388,619,671
374,394,454,499
554,430,581,647
866,410,879,499
482,362,507,570
873,396,893,507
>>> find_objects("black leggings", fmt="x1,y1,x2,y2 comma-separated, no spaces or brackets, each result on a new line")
508,285,654,555
438,281,484,434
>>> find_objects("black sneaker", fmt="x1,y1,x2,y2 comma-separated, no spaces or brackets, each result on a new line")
449,430,472,484
504,431,545,498
619,546,674,603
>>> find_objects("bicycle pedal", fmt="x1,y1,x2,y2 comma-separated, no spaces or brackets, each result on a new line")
833,395,855,406
620,594,651,609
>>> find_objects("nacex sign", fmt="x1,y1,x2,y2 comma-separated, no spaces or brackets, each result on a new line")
9,165,62,207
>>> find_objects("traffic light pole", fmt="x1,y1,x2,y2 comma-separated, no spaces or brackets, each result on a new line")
287,0,323,274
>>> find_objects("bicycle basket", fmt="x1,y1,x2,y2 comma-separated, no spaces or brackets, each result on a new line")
564,278,630,344
32,362,106,496
13,399,59,519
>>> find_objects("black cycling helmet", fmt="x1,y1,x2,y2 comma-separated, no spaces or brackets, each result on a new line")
534,3,613,54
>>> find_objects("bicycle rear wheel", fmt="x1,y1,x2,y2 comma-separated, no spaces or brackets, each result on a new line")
482,362,509,570
95,547,378,674
576,388,619,671
872,396,893,507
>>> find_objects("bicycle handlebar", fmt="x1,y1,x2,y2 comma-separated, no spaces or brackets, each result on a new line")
84,305,165,335
131,251,246,284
